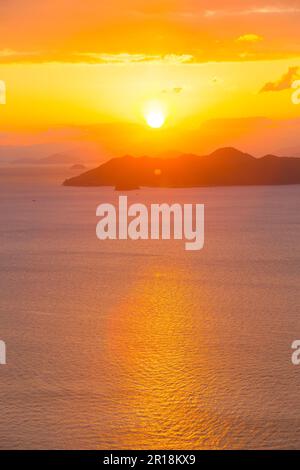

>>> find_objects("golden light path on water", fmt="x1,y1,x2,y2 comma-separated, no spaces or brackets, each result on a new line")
103,263,231,449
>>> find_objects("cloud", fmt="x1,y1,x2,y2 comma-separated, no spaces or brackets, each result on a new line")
75,53,194,65
205,7,300,17
0,49,17,57
236,34,263,43
260,67,300,92
0,48,39,58
0,50,194,65
250,7,300,15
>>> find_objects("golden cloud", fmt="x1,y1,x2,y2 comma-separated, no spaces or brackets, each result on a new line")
236,34,263,43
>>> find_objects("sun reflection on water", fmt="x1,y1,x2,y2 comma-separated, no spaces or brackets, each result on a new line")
103,263,227,449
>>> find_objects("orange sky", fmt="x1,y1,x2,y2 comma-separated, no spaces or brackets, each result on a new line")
0,1,300,158
1,1,300,61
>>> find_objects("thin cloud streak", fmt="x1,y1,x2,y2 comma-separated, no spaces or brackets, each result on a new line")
204,7,300,17
77,53,194,64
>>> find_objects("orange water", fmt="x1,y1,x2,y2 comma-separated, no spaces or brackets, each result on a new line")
0,167,299,449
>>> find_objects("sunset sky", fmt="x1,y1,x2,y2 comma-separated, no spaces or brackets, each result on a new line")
0,0,300,158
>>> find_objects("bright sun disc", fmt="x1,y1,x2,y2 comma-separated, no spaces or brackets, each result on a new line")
146,110,165,128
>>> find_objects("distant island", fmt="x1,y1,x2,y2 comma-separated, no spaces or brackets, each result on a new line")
63,147,300,188
13,153,83,166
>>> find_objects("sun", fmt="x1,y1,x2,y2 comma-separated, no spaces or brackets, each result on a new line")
145,110,165,128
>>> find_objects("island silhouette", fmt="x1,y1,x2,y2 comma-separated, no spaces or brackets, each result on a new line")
63,147,300,188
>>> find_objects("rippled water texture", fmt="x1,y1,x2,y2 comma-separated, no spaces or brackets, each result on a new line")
0,167,300,449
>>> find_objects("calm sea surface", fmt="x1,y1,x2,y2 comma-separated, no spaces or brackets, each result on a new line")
0,166,300,449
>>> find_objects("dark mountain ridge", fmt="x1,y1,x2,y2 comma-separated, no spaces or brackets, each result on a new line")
63,147,300,187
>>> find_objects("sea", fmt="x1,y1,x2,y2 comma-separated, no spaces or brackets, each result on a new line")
0,165,300,449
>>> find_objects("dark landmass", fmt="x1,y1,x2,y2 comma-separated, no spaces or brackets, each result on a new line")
63,147,300,188
13,153,82,166
70,164,87,171
114,183,140,191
